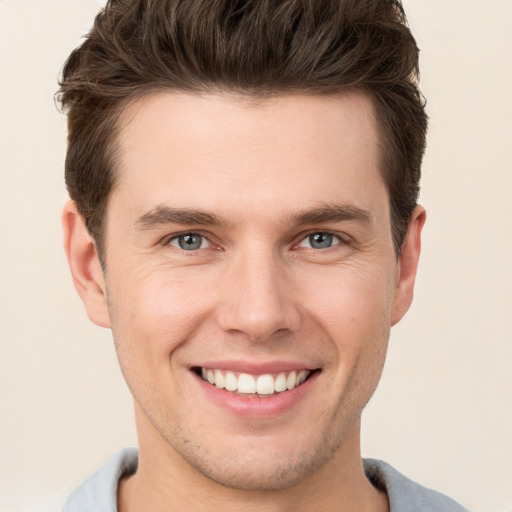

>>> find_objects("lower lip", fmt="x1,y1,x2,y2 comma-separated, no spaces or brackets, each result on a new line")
193,371,319,418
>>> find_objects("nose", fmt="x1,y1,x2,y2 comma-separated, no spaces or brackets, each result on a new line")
216,249,301,343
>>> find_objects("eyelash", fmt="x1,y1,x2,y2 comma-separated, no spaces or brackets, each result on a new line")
163,230,350,252
295,231,345,250
165,231,215,251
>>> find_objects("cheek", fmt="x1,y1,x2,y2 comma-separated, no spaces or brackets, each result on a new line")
107,270,215,364
300,262,396,341
106,272,215,413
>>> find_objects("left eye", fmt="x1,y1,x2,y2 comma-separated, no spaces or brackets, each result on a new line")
168,233,210,251
298,232,341,249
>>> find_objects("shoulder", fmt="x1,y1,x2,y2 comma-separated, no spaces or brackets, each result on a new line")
363,459,470,512
62,447,138,512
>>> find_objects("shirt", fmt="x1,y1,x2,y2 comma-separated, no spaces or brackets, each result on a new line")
62,448,469,511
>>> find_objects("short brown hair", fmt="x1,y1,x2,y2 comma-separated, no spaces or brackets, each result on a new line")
57,0,427,259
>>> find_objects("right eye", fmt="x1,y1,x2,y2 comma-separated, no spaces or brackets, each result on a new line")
168,233,211,251
297,231,342,250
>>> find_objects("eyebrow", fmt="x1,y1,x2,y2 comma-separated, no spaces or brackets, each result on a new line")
135,206,225,230
134,203,371,231
291,203,371,226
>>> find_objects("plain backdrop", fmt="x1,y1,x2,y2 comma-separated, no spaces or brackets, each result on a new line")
0,1,511,511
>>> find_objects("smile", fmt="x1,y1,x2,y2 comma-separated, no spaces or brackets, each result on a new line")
197,368,312,396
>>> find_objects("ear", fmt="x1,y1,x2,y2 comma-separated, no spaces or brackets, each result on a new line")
391,206,426,326
62,200,111,328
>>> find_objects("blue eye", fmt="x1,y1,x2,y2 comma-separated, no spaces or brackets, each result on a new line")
169,233,208,251
298,232,340,249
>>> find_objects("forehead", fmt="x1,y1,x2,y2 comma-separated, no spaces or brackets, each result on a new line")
112,91,386,223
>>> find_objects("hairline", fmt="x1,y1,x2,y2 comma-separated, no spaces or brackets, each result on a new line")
91,86,408,267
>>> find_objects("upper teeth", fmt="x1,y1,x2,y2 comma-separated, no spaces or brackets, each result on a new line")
200,368,311,395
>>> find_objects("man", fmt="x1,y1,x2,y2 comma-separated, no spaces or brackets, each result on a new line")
58,0,468,510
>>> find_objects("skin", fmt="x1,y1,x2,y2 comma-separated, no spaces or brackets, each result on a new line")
63,91,425,512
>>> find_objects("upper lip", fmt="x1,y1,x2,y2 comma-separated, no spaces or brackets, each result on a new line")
192,360,317,375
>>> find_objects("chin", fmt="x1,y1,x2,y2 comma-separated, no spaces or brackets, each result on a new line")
169,428,345,491
191,454,324,491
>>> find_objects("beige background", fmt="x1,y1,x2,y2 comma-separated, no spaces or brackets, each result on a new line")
0,1,511,511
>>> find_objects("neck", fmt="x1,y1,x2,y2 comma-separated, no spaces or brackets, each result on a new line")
118,414,388,512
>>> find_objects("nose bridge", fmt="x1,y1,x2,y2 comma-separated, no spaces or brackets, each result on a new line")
217,243,301,341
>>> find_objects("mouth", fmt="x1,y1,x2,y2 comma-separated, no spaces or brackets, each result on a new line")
193,367,318,397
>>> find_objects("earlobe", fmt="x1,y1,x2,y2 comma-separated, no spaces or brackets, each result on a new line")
62,200,111,328
391,206,426,326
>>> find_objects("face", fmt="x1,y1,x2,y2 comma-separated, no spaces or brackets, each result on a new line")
65,91,423,491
